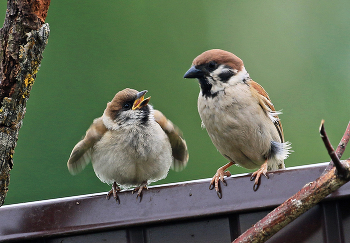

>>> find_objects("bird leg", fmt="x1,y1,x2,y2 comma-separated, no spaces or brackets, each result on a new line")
250,161,269,191
132,181,148,202
209,162,234,199
106,182,121,204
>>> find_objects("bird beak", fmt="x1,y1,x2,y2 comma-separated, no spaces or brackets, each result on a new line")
132,90,151,110
183,65,205,79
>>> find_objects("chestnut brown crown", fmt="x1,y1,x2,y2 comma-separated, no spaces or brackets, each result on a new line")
192,49,244,71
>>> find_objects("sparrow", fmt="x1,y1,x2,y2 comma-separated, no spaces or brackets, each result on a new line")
184,49,291,198
67,88,189,203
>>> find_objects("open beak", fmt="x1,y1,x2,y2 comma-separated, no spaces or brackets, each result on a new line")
132,90,151,110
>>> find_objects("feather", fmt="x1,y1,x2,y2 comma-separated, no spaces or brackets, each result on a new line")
248,80,284,143
153,109,189,172
67,117,107,175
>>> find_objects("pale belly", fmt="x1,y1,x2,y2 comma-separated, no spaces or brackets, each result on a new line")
91,124,172,187
198,87,280,169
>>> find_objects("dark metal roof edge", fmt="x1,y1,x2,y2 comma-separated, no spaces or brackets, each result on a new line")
1,162,330,209
1,162,349,241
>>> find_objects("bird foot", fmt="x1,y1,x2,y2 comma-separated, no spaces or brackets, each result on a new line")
132,182,148,202
250,162,269,191
209,165,232,199
106,182,121,204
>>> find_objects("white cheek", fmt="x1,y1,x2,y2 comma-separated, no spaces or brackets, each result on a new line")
228,67,249,86
209,66,233,92
210,66,249,92
102,114,119,130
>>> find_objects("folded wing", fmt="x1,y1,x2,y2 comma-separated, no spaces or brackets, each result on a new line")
249,80,284,143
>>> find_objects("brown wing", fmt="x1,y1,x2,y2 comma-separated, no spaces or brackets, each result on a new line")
153,110,189,172
67,117,108,175
248,80,284,143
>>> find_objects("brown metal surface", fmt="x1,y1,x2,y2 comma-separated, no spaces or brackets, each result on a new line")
0,163,350,242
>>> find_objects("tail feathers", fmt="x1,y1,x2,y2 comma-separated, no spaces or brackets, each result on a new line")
268,141,292,170
272,141,292,160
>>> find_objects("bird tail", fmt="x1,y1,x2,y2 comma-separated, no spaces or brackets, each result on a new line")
268,141,292,170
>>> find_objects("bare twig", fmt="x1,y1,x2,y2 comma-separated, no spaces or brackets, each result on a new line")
335,121,350,157
322,121,350,175
319,120,348,177
233,121,350,243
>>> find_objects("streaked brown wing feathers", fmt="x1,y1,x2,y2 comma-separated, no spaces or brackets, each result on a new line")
249,80,284,142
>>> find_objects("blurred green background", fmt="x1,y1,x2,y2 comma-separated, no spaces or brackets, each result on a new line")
1,1,350,205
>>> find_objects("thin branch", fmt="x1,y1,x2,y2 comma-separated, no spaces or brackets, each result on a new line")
322,121,350,176
319,120,347,177
336,121,350,157
233,121,350,243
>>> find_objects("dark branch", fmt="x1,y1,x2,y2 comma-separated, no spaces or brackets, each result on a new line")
336,121,350,158
322,121,350,177
319,120,348,178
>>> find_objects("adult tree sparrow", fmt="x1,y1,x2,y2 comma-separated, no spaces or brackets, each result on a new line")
184,49,291,198
67,88,189,203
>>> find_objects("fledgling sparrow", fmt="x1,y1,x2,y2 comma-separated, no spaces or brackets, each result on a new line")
67,88,189,203
184,49,291,198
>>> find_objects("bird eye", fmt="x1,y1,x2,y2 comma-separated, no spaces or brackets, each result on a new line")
207,61,217,71
123,103,131,109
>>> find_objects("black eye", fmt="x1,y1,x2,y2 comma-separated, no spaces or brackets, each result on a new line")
123,103,131,109
207,61,217,71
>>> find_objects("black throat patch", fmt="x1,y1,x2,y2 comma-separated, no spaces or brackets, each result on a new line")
199,77,219,98
140,106,150,125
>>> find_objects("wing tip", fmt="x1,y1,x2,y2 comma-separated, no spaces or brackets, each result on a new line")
67,148,92,175
171,137,189,172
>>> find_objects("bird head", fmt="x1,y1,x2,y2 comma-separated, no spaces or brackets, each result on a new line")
103,88,151,130
184,49,250,97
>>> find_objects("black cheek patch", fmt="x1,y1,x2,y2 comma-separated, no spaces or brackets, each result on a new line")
140,106,150,125
218,69,235,82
